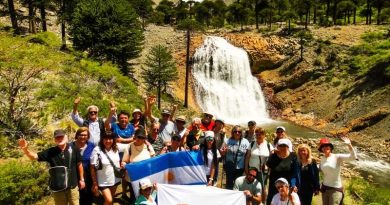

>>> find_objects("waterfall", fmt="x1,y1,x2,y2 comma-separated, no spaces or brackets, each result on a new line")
192,36,270,124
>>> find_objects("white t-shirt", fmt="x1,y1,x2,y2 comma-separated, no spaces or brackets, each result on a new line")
271,192,301,205
204,149,221,175
90,146,121,187
123,142,155,163
249,140,274,169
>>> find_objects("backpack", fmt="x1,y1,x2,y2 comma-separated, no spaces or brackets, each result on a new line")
83,118,105,137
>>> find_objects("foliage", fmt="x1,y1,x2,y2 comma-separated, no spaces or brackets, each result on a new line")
0,135,22,158
155,0,176,25
346,177,390,205
0,160,49,205
70,0,144,74
128,0,154,29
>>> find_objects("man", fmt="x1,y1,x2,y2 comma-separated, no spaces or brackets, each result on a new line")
233,167,262,205
105,109,135,151
147,121,165,155
146,96,175,143
71,97,115,146
270,178,301,205
244,121,256,143
18,130,85,205
273,126,293,152
200,111,215,131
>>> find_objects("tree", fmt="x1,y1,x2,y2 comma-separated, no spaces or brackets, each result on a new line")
6,0,19,34
227,2,250,30
128,0,154,30
142,45,177,109
155,0,175,24
295,30,313,61
70,0,144,75
283,10,297,34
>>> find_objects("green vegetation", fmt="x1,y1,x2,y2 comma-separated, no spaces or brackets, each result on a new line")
346,177,390,205
0,160,49,205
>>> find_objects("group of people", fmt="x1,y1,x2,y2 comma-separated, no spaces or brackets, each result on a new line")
17,96,358,205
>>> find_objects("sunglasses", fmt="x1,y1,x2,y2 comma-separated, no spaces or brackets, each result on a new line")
234,130,242,134
204,114,213,118
89,111,97,115
206,137,214,142
255,132,264,135
247,173,256,177
153,128,159,132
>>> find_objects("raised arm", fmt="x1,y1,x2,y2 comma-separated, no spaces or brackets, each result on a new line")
105,102,117,131
71,97,84,126
146,96,158,122
338,136,358,161
18,138,38,160
170,104,178,121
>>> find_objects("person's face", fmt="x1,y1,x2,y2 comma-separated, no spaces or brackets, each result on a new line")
77,131,88,145
255,131,265,141
248,123,256,130
203,114,213,123
141,187,152,196
88,109,98,120
276,182,289,196
246,170,257,183
118,114,129,127
233,129,242,139
136,136,146,143
322,145,332,155
298,148,308,158
161,113,170,122
133,112,141,120
193,121,201,131
171,139,180,147
276,129,284,137
55,135,68,146
152,125,160,134
206,137,214,147
175,120,185,128
215,121,224,130
278,144,289,153
103,137,113,149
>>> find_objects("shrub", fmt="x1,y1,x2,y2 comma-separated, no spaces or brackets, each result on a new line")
347,177,390,205
0,160,49,205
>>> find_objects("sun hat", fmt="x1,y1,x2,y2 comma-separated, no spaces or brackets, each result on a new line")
139,178,153,190
318,138,334,152
175,115,186,123
204,131,214,140
277,138,291,148
132,109,142,114
215,118,225,125
161,109,171,115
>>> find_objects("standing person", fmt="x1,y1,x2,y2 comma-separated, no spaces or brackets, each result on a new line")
160,134,185,154
185,117,204,151
147,122,165,155
245,127,274,205
213,118,226,150
18,129,85,205
135,178,157,205
319,137,357,205
271,178,301,205
221,125,250,190
173,115,188,139
244,121,257,143
200,131,221,186
146,96,175,143
90,131,121,205
200,111,215,131
130,109,147,131
122,128,155,203
73,127,95,205
296,144,320,205
71,97,116,146
266,139,299,205
233,167,262,205
273,126,293,152
105,109,136,149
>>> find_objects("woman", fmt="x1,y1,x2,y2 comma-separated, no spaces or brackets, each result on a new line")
135,178,157,205
296,144,320,205
160,134,185,154
220,125,250,190
271,178,301,205
130,108,147,131
273,126,293,152
73,127,95,205
245,127,274,204
319,137,357,205
185,117,204,151
266,139,299,205
90,131,121,205
122,128,155,203
200,131,221,186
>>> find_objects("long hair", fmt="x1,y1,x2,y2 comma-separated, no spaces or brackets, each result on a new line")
297,144,313,164
75,127,90,140
98,131,118,152
202,138,218,168
231,125,242,138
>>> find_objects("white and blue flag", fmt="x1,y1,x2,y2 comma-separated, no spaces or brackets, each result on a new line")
125,151,207,195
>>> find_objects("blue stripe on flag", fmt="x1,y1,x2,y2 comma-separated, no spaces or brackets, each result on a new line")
125,151,204,181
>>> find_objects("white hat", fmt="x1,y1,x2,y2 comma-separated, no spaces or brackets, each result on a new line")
276,126,286,132
277,138,291,148
139,178,153,190
204,131,214,139
275,177,289,186
133,109,142,114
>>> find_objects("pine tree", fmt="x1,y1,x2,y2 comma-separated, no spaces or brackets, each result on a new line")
142,45,177,109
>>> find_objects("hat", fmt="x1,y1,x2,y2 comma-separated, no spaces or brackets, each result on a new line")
215,118,225,125
204,131,214,139
175,115,186,122
161,109,171,115
318,138,334,152
53,129,66,138
248,120,256,126
277,138,291,148
139,178,153,190
275,178,289,186
132,109,142,114
203,111,213,116
276,126,286,132
135,128,146,139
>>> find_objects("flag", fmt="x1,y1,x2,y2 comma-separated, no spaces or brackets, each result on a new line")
158,184,246,205
125,151,207,196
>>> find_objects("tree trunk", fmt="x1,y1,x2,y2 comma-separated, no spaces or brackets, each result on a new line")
255,4,259,29
28,0,36,33
7,0,19,34
157,81,161,109
314,5,317,24
347,10,350,24
288,19,291,34
305,10,309,29
60,0,67,49
333,0,338,25
377,6,381,25
353,7,356,24
369,4,372,24
184,28,190,108
326,0,330,19
40,1,47,31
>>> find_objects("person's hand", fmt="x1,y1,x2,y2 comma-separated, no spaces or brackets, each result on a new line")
74,97,81,105
18,138,28,149
292,186,298,193
314,190,320,195
147,96,156,105
92,184,99,197
243,190,251,197
340,136,351,145
121,161,126,169
153,182,158,190
220,146,227,155
192,145,200,150
207,179,213,186
79,180,86,189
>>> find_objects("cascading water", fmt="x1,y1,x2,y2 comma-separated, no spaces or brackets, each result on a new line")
192,36,270,124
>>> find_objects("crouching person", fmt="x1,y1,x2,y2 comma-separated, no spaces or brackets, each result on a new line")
18,129,85,205
234,167,262,205
271,178,301,205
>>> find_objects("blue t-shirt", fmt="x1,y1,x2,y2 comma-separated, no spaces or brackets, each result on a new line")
225,138,250,169
111,123,135,139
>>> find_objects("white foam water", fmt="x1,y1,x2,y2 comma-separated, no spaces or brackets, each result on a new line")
192,36,270,125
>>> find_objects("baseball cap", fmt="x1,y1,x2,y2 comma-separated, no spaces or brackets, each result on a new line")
276,126,286,132
161,109,171,115
139,178,153,190
175,115,186,122
248,121,256,126
215,118,225,125
275,178,289,186
53,129,66,138
277,138,291,148
132,109,142,114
